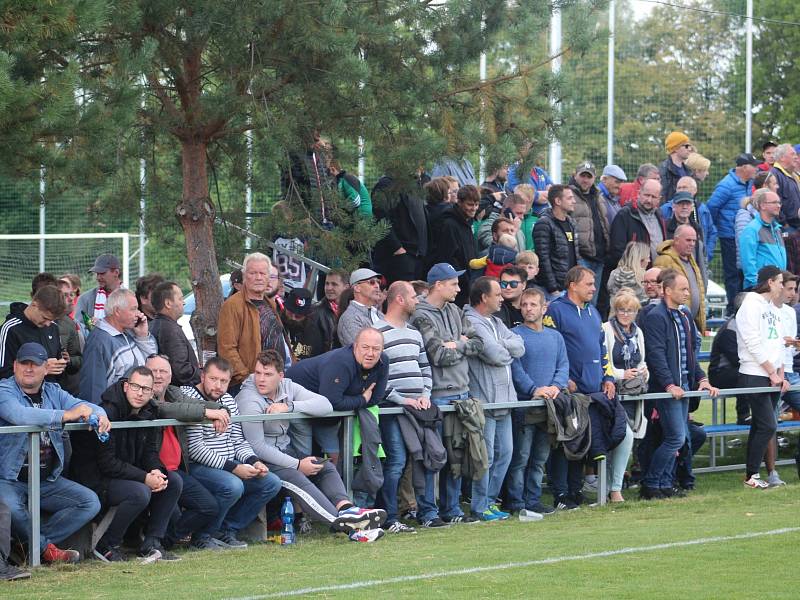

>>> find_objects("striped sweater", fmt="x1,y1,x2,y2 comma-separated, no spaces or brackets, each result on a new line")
181,385,258,472
374,319,432,403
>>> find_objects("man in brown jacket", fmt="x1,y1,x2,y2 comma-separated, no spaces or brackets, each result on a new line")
217,252,289,392
654,225,706,332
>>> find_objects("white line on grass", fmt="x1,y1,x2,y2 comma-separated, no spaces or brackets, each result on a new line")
225,526,800,599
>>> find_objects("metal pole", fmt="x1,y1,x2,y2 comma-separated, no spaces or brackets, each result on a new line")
358,136,366,184
28,433,41,566
122,234,130,290
245,126,254,250
39,166,46,272
607,0,616,165
745,0,753,153
548,8,563,183
597,457,607,506
342,416,354,496
139,87,146,275
479,47,487,183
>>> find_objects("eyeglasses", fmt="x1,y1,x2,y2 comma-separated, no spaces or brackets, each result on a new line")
499,280,521,289
127,382,153,395
643,280,660,286
616,308,637,315
360,278,381,287
682,144,693,149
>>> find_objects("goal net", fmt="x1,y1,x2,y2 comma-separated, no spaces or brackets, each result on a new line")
0,233,130,305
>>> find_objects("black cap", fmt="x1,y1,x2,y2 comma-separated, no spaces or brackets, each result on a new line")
735,153,760,167
762,140,778,151
285,288,314,316
671,191,695,204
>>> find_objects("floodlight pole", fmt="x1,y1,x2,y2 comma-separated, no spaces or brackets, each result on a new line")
479,46,487,183
745,0,753,153
548,7,563,183
39,166,45,272
245,124,253,250
607,0,616,165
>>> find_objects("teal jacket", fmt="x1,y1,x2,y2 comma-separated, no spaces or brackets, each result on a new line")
740,214,786,289
336,171,373,219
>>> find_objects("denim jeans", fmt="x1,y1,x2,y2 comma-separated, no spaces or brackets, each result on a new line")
188,463,282,536
377,415,407,524
471,413,513,514
418,394,468,521
170,470,219,542
505,420,550,510
643,397,688,489
607,425,634,492
783,372,800,412
719,238,741,316
548,446,583,499
674,422,706,488
578,258,604,305
0,476,100,554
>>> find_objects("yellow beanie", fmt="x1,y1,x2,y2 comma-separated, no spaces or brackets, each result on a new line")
665,131,690,154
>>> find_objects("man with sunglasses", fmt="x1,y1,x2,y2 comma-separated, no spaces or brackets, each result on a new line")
659,131,695,204
337,268,385,347
496,266,528,328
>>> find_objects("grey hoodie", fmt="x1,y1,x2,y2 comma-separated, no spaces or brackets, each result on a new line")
463,305,525,412
236,375,332,469
410,299,484,399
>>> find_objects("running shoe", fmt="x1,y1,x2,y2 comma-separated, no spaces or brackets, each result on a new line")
743,474,769,489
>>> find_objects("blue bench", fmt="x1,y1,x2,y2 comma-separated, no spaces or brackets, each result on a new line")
705,420,800,436
694,419,800,474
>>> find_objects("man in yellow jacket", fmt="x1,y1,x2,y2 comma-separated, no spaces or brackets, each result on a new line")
654,225,706,333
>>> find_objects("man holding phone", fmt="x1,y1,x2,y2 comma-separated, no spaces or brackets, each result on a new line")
237,350,387,542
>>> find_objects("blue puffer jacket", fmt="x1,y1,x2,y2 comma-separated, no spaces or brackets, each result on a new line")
707,169,753,238
660,201,718,264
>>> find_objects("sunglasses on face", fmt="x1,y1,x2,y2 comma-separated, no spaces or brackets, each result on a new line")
499,280,521,289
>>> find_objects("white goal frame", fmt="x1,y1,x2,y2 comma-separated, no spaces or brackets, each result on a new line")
0,233,131,289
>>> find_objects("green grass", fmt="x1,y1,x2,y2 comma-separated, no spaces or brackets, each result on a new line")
7,467,799,599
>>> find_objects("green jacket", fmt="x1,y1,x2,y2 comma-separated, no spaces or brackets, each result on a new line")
442,398,488,481
337,171,373,219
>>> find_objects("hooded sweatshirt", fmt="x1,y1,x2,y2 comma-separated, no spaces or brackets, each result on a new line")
462,306,525,410
736,292,784,377
410,299,484,399
543,294,614,393
236,375,332,469
0,302,63,380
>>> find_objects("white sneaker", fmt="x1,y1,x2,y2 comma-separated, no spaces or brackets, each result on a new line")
518,509,544,522
743,474,769,489
348,528,385,543
767,471,786,487
386,521,417,534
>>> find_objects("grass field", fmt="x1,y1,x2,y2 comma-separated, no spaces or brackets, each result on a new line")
6,465,799,599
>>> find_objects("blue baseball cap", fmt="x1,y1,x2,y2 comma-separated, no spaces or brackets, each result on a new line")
426,263,465,284
16,342,48,365
602,164,627,181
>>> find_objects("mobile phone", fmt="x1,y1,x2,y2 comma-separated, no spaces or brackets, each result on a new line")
134,315,145,326
313,457,330,465
502,208,515,219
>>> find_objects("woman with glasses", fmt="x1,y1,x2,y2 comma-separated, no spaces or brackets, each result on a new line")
601,289,647,502
607,241,649,304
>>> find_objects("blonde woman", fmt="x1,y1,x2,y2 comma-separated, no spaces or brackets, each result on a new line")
607,242,649,303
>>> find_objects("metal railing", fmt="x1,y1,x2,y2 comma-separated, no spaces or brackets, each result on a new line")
2,385,797,566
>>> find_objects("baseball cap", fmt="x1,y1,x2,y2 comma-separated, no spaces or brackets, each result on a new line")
735,153,760,167
575,161,596,177
16,342,48,365
89,254,121,273
349,268,381,286
426,263,465,284
671,191,695,204
285,288,314,316
602,165,627,181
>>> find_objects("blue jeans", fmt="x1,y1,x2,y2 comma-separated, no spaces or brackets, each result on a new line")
607,425,634,492
506,420,551,510
188,463,281,536
643,397,688,489
471,413,513,514
171,470,219,542
418,394,468,521
675,422,706,488
0,476,100,554
377,415,407,524
783,372,800,412
578,258,604,305
719,238,741,315
548,446,584,498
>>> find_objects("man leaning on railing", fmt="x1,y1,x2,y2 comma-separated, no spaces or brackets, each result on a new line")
0,342,110,565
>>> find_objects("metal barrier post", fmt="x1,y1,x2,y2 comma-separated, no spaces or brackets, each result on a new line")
342,415,354,496
596,457,607,506
28,432,41,567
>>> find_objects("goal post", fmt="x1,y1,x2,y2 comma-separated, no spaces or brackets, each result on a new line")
0,233,130,305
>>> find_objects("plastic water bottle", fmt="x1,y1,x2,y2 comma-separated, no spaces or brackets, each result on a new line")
280,496,295,545
88,414,109,443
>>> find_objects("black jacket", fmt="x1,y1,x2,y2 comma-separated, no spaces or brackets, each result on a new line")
659,157,692,205
642,302,706,393
150,314,200,386
608,206,666,267
586,391,628,460
0,302,63,381
304,299,337,357
532,208,577,293
427,205,477,306
708,316,739,389
372,175,429,261
70,381,165,505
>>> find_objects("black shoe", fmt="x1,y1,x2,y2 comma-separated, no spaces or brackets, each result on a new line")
0,561,30,581
660,487,686,498
443,514,480,524
95,545,127,562
420,517,449,528
554,495,579,511
639,485,664,500
571,492,585,506
678,482,695,491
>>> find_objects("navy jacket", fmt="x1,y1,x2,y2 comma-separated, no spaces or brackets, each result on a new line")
285,346,389,411
642,302,706,392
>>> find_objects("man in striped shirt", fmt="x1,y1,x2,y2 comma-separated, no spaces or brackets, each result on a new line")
374,281,432,533
182,356,281,549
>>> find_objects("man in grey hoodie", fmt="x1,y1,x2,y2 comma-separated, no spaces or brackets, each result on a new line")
463,277,525,521
237,350,387,543
410,263,484,526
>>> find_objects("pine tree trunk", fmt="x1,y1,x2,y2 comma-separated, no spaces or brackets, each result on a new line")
178,138,223,355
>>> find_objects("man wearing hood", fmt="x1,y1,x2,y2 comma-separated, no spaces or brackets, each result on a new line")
463,277,525,521
70,367,182,563
410,263,484,526
238,350,387,543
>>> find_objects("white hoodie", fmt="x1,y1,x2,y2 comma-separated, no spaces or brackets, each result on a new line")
736,292,784,377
